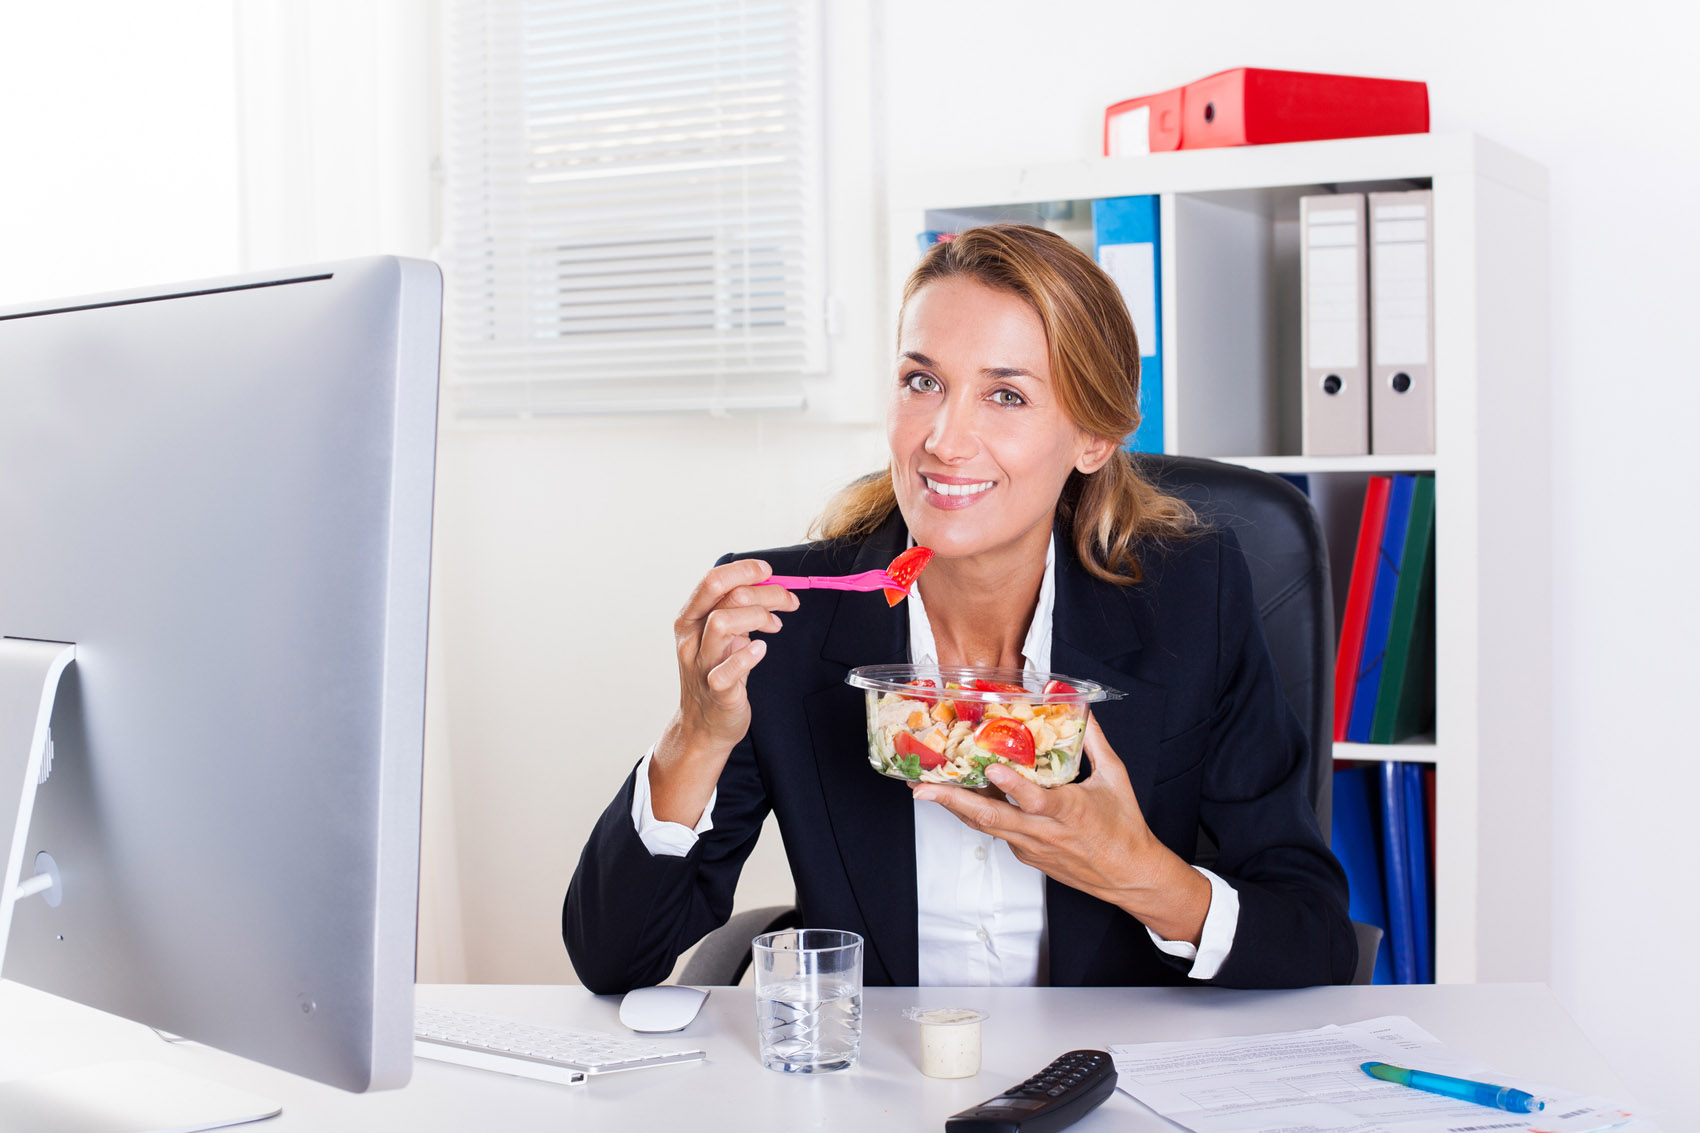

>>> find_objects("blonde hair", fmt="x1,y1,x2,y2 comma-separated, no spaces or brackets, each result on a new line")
812,224,1197,585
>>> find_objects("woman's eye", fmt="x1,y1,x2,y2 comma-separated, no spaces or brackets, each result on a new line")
905,372,940,393
991,388,1025,406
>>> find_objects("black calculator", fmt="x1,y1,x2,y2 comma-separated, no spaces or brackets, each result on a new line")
944,1049,1117,1133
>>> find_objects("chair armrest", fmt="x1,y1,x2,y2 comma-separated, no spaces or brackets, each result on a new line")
1351,920,1384,986
678,904,800,986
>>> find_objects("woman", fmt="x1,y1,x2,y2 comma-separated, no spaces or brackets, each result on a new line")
565,225,1354,992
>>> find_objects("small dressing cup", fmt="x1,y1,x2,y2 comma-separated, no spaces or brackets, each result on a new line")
902,1006,989,1078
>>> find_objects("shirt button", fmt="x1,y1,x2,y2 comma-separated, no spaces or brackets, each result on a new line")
974,846,988,862
976,929,991,945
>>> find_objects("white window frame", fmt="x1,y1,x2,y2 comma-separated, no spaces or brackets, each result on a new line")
441,0,868,419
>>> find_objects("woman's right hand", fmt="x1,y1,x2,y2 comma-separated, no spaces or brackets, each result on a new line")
649,558,798,826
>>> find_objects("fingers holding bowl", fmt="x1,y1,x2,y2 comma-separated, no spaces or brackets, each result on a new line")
912,781,1015,834
982,762,1059,816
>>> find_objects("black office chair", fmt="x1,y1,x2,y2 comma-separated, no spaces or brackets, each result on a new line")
680,454,1380,987
1131,454,1333,839
1133,455,1381,988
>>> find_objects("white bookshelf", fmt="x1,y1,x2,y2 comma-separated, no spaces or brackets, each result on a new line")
890,133,1552,986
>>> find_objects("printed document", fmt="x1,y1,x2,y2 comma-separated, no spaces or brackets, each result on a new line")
1109,1016,1638,1133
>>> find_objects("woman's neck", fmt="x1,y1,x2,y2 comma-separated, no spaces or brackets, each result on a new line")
916,519,1051,670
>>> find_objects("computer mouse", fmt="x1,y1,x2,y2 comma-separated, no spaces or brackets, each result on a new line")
618,984,710,1033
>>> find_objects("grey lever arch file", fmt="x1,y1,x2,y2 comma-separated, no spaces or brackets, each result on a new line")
1300,193,1370,455
1369,189,1436,454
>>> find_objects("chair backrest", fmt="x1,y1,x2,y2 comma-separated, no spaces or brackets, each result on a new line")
1131,454,1335,837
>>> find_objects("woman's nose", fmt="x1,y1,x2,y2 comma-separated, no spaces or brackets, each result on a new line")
924,399,978,463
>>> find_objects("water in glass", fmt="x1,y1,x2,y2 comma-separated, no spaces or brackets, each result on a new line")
756,978,863,1073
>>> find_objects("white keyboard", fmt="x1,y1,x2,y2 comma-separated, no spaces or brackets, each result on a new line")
414,1003,706,1086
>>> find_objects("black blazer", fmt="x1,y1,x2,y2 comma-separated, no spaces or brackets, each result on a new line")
564,512,1355,993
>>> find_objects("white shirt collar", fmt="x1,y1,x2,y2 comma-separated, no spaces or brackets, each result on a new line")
906,534,1056,676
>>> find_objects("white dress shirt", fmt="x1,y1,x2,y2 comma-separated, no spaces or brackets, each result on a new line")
630,535,1240,982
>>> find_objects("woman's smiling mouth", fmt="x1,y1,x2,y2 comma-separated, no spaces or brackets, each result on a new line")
922,475,995,504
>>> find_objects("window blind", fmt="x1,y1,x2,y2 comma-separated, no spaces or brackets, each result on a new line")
444,0,826,416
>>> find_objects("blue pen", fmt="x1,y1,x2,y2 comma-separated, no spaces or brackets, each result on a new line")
1361,1062,1547,1113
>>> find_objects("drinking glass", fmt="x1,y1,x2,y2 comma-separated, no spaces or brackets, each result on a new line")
752,928,863,1074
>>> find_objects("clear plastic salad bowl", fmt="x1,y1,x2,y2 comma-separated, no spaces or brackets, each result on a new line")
845,665,1124,788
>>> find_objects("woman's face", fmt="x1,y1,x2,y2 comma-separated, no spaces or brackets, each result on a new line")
888,276,1114,564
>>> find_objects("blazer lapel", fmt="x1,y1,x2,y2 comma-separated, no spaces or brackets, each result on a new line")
810,511,920,986
1045,541,1168,985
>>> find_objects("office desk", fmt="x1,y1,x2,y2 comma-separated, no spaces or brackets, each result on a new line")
0,980,1645,1130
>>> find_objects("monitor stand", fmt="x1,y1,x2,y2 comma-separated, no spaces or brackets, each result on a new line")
0,637,74,971
1,640,281,1131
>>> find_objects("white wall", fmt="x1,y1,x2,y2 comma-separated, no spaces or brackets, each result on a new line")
0,2,241,305
421,0,893,986
433,417,888,981
4,0,1693,1120
877,0,1696,1118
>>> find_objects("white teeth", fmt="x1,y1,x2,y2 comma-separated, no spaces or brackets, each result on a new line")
924,477,994,497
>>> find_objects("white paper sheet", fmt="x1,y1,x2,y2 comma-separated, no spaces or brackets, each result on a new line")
1109,1016,1641,1133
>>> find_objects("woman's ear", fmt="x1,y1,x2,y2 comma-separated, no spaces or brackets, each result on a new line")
1075,433,1118,475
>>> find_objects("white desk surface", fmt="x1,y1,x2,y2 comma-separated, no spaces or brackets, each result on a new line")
0,979,1649,1130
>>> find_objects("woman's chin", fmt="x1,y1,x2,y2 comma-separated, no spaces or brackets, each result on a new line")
900,499,1056,566
901,517,1005,562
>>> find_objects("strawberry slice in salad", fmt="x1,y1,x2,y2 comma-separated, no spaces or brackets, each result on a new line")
884,546,934,606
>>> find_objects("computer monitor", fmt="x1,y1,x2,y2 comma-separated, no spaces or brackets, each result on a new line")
0,257,441,1095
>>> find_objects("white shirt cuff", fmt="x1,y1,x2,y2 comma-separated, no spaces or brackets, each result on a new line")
630,747,717,858
1145,866,1239,979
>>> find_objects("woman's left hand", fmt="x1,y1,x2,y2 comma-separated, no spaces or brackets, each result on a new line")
912,714,1212,946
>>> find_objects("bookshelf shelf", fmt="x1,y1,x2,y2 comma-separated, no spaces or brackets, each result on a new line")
1334,741,1440,765
1216,454,1439,476
891,132,1552,987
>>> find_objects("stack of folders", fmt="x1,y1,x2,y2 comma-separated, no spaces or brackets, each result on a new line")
1104,68,1430,155
1300,190,1435,455
1330,471,1437,984
1335,474,1436,745
1333,760,1435,984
